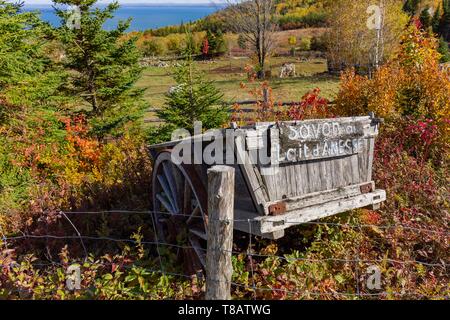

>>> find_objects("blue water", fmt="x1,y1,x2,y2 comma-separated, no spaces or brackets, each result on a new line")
23,4,226,31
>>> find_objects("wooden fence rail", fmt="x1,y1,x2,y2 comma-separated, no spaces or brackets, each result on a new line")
144,98,336,124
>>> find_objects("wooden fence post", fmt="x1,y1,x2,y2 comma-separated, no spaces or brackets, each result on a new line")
206,165,235,300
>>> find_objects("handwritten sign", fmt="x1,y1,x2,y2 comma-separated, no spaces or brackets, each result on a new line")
276,121,366,163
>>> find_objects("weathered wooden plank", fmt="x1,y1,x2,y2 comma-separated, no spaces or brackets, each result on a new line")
297,162,309,195
341,155,354,187
235,131,269,214
264,182,374,213
319,158,333,191
283,165,293,198
233,209,285,240
358,138,369,182
275,118,373,164
367,137,375,182
332,156,345,189
258,189,387,233
291,163,303,197
350,154,361,185
260,128,282,201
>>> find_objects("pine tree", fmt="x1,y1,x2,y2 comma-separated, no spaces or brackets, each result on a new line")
432,6,441,33
438,36,450,62
419,7,432,29
205,28,226,57
0,1,64,122
205,29,217,56
156,32,227,137
53,0,146,136
403,0,420,15
440,0,450,41
0,1,41,90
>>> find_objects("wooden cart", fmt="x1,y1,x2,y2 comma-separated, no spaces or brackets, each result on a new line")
149,115,386,271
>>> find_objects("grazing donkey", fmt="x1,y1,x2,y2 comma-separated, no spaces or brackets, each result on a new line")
279,63,296,78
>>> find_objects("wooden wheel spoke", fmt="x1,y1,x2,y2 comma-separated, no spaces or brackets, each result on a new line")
188,235,206,268
183,178,192,216
172,163,185,214
189,226,208,241
187,205,201,225
162,161,180,213
153,151,208,274
156,193,176,215
157,174,178,214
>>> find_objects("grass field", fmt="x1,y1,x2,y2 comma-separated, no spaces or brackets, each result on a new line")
136,55,341,120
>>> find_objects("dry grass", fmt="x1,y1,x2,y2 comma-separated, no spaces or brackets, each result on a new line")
137,55,339,122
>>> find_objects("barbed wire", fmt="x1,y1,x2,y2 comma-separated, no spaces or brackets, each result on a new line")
2,233,448,268
40,209,450,236
2,261,448,300
1,209,448,300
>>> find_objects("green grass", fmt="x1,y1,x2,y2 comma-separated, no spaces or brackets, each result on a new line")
136,56,340,120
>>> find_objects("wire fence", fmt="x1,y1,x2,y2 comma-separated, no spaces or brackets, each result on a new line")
0,209,449,300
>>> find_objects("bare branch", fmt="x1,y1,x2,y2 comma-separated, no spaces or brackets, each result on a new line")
225,0,276,78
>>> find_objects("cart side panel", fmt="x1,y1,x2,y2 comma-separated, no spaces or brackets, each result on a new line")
248,117,379,206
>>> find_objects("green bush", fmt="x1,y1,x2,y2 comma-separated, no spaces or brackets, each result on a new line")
142,39,165,57
299,37,312,51
311,35,327,52
166,34,184,54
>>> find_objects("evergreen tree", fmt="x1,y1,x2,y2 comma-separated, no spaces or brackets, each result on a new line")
156,32,227,137
419,7,432,29
438,36,450,62
403,0,420,15
214,29,227,55
432,6,441,33
0,1,41,90
205,28,226,57
53,0,146,136
439,0,450,41
0,1,64,122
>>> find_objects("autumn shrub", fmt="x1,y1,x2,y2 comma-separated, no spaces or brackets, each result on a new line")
0,232,199,300
228,50,449,299
298,37,312,51
166,34,185,55
325,0,408,71
232,76,332,126
310,35,327,52
142,39,165,57
334,24,450,162
0,111,152,238
229,119,450,299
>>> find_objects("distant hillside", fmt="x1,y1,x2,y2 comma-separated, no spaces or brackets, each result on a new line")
143,0,328,36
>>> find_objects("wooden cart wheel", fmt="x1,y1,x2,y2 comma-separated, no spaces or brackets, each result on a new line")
152,150,208,275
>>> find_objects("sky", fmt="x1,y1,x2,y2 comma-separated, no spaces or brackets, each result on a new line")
22,0,228,4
